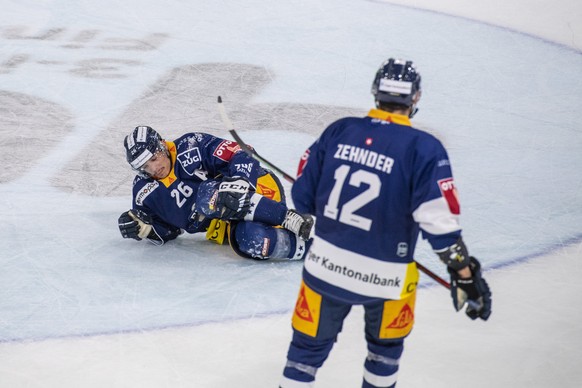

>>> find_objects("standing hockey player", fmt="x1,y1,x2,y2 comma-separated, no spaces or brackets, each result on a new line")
117,126,313,261
280,58,492,387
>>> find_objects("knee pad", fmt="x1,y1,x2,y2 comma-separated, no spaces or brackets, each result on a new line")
233,222,292,260
233,222,278,260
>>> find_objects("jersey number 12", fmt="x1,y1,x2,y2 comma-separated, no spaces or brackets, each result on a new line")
323,165,380,231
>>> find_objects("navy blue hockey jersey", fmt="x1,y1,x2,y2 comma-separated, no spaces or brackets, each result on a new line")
292,109,462,303
131,132,260,244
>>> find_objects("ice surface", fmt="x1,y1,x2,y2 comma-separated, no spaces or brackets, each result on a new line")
0,0,581,387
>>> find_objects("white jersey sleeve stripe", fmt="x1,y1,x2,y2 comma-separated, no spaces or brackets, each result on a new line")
412,196,461,235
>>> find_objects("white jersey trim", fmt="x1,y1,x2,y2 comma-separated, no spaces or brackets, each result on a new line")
412,196,461,235
304,239,416,300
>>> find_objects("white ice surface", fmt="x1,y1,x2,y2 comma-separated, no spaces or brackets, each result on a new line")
0,0,581,387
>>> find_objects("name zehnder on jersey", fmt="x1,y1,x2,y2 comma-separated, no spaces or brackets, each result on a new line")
307,252,402,288
334,144,395,174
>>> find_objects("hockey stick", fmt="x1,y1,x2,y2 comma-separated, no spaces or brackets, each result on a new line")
217,96,296,184
216,96,451,289
415,262,450,289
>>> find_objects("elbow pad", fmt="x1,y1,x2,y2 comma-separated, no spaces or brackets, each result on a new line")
434,237,470,270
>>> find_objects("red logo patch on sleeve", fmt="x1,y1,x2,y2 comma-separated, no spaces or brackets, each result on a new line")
213,140,242,162
296,149,310,177
438,178,460,215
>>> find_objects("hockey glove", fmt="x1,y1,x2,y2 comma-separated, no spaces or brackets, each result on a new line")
215,176,251,220
118,209,153,240
448,256,492,321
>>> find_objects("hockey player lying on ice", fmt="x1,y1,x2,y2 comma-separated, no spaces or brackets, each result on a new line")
117,125,313,261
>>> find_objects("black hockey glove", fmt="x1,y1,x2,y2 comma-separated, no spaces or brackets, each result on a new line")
447,257,492,321
215,176,252,220
118,209,153,241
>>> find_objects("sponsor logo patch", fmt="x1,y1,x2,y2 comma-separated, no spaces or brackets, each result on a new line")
379,293,416,339
213,140,241,162
437,158,450,167
135,181,159,205
397,242,408,257
261,237,270,257
296,149,310,177
177,147,202,172
257,183,275,199
386,304,414,329
438,178,460,215
295,286,314,323
209,190,218,211
292,282,322,337
379,78,412,94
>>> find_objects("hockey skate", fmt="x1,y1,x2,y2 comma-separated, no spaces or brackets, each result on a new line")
282,209,314,240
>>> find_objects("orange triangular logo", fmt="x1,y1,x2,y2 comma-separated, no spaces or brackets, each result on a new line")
387,304,414,329
257,183,276,199
295,286,313,322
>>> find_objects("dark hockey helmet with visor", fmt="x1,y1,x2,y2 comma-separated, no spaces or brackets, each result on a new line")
371,58,421,116
124,126,167,178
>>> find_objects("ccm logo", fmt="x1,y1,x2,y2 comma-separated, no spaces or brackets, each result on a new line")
219,182,247,193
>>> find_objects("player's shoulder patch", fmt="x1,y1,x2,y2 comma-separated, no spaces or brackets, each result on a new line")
135,180,159,206
297,148,310,177
437,177,460,215
213,139,241,162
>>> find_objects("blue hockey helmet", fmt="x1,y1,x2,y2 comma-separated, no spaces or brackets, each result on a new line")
124,126,167,177
371,58,421,115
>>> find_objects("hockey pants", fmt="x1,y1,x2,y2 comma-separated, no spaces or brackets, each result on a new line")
281,281,416,388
